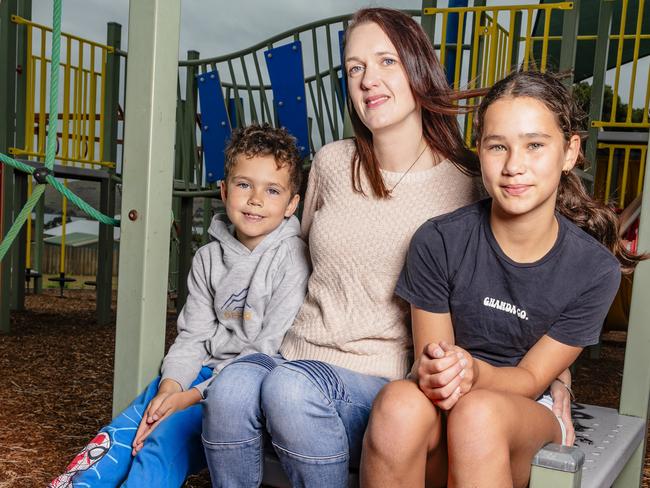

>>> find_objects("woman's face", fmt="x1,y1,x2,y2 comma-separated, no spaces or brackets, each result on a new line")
345,22,419,135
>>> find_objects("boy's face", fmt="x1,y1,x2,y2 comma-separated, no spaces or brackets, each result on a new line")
221,154,299,251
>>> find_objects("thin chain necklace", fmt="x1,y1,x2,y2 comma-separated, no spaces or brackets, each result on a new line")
388,141,428,193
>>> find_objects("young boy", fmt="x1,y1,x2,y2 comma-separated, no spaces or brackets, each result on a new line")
50,123,310,488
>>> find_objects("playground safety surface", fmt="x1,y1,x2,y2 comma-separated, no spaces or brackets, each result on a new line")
0,289,648,487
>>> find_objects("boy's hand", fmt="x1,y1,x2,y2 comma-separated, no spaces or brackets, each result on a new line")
416,342,474,411
131,381,201,455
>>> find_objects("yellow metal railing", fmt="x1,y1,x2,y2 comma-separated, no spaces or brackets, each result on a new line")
425,3,573,86
424,3,573,146
591,0,650,129
526,1,649,131
8,15,115,169
599,143,647,207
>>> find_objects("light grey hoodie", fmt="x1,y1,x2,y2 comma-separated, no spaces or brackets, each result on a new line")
161,214,310,396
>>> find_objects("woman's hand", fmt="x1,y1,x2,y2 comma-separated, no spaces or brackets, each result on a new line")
550,378,575,446
132,380,201,455
416,341,474,410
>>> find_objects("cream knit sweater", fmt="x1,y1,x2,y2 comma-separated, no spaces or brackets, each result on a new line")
280,139,482,380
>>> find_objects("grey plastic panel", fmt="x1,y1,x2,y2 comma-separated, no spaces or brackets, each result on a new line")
532,444,585,472
535,404,646,488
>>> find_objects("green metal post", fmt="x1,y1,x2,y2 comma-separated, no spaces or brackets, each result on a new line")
33,196,43,294
420,0,438,46
14,0,31,302
202,194,215,245
170,81,184,303
0,0,19,333
98,177,115,322
97,22,121,326
177,196,193,311
558,0,580,86
529,466,581,488
511,11,522,70
176,50,200,313
16,0,39,295
11,173,27,310
465,0,487,138
185,50,199,186
113,0,181,415
613,132,650,487
472,0,487,89
585,0,615,177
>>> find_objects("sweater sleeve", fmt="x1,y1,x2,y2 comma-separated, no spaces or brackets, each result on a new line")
301,152,322,240
160,246,219,391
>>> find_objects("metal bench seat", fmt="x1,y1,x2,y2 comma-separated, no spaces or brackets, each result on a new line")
263,451,359,488
532,403,646,488
262,404,646,488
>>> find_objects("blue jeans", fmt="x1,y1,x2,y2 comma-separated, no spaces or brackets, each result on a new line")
202,353,389,488
50,367,212,488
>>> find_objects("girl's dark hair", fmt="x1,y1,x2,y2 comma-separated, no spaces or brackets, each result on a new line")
474,70,646,273
344,8,480,199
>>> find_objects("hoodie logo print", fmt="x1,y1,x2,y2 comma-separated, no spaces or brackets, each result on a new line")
222,288,253,320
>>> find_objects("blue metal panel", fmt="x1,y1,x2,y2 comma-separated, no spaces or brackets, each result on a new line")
197,69,231,182
228,98,240,129
445,0,469,86
264,41,310,159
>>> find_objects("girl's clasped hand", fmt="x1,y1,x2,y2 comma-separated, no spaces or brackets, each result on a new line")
414,342,474,411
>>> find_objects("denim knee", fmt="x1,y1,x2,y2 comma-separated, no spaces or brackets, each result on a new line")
202,353,277,443
261,361,349,462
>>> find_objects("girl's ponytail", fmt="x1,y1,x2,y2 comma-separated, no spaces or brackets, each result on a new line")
556,170,643,274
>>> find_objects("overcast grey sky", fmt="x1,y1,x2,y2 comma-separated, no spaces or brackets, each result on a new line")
30,1,648,108
32,0,421,58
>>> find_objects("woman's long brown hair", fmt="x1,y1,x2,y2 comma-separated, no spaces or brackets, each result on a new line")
344,8,480,199
474,70,646,273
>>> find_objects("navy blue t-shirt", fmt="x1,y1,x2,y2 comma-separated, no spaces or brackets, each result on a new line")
395,199,621,367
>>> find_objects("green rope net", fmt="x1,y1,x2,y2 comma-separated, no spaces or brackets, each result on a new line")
0,0,120,264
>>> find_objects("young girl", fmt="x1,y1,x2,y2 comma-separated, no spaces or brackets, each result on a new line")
360,70,645,488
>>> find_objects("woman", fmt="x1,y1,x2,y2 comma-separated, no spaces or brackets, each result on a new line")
201,9,572,488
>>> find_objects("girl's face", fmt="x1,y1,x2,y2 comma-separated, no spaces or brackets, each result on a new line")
478,96,580,221
345,22,419,136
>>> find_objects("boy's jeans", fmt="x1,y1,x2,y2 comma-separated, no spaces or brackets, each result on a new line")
202,353,389,488
50,367,212,488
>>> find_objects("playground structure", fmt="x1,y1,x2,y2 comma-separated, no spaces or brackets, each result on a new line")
1,0,649,486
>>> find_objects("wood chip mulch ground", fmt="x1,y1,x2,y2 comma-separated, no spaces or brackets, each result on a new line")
1,289,648,487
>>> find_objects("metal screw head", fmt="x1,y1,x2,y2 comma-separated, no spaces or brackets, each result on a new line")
203,125,209,130
278,101,284,107
292,45,298,51
208,172,213,177
128,209,138,221
221,121,226,126
210,74,215,79
296,96,302,101
199,77,205,82
267,53,272,58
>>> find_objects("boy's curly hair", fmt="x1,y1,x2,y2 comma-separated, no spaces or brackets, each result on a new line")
224,123,303,195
